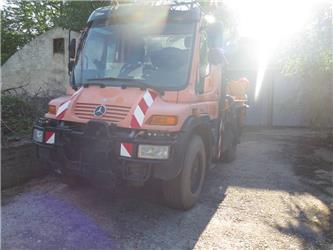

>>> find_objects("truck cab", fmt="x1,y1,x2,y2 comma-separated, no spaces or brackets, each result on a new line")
33,2,248,210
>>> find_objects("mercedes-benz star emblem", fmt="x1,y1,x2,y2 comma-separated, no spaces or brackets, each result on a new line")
94,105,107,116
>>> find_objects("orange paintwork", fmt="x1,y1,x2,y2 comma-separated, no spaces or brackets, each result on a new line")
45,18,247,133
47,86,196,132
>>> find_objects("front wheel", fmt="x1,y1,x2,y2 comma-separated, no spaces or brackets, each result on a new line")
162,135,206,210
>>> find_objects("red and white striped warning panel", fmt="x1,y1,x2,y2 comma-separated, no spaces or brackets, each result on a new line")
130,89,157,129
56,87,83,120
121,89,158,158
44,131,55,144
44,88,83,145
120,143,134,158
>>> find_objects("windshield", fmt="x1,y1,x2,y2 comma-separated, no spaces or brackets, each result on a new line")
72,22,195,90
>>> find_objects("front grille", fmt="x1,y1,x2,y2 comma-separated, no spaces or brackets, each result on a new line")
74,102,131,123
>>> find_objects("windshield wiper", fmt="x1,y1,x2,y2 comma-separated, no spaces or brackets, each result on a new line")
86,77,164,95
83,82,105,88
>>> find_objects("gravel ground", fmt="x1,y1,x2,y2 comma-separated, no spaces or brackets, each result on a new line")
2,129,332,249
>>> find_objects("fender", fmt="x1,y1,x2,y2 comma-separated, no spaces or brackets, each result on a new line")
152,115,217,180
180,115,218,164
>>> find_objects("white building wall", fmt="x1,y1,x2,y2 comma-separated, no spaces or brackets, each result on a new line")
1,27,80,96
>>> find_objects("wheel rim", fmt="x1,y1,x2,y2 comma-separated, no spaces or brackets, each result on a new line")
190,154,203,193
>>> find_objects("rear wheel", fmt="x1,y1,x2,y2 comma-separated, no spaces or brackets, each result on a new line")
217,122,238,163
223,141,237,163
162,135,206,210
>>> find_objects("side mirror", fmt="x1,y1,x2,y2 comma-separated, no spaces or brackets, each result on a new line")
68,38,76,72
206,22,224,49
208,48,224,65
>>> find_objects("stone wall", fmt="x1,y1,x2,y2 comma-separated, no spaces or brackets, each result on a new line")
1,28,80,96
1,142,46,189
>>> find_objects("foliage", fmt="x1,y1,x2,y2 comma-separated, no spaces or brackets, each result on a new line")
280,3,332,77
276,3,332,128
1,95,36,136
1,90,50,145
1,15,29,65
1,0,62,64
55,1,111,31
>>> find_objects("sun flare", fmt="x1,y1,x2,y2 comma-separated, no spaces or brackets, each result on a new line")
224,0,328,101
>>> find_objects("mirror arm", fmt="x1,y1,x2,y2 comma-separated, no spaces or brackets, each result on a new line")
68,29,72,75
68,38,77,75
68,30,70,75
222,51,229,66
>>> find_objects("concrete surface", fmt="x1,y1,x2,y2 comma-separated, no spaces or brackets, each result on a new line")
2,129,332,249
1,143,45,189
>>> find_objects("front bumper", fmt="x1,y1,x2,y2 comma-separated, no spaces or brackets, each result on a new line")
33,119,187,182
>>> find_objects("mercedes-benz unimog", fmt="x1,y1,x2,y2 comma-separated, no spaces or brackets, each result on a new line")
33,1,249,210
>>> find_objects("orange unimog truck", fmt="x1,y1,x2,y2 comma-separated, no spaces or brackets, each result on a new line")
33,2,249,210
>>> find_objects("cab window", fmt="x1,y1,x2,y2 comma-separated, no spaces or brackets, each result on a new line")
196,31,208,94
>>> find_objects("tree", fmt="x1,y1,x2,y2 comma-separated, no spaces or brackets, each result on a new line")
1,12,29,64
54,1,111,31
1,0,63,64
281,3,332,77
279,2,333,127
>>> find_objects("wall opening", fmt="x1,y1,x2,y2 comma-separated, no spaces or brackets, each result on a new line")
53,38,64,54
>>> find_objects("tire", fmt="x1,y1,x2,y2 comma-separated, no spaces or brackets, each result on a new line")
223,142,237,163
163,135,206,210
222,125,238,163
220,123,238,163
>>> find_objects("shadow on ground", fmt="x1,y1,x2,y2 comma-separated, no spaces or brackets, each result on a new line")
2,166,229,249
272,132,333,249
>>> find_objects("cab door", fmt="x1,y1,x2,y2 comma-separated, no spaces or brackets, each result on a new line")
195,29,221,119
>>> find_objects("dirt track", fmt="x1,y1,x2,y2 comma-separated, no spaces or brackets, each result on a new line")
2,129,332,249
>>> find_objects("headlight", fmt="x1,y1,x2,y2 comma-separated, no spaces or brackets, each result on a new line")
138,144,170,160
33,129,44,143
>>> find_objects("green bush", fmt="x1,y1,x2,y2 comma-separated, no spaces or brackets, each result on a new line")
1,94,48,144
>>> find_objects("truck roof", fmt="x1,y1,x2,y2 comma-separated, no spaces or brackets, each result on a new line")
88,2,202,24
